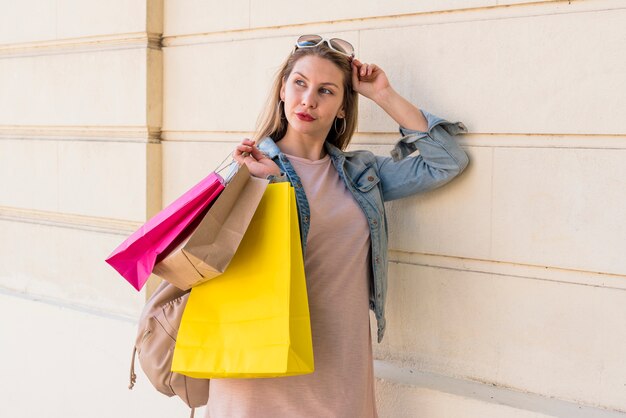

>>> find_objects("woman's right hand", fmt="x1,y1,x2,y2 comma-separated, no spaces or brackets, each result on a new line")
233,139,282,179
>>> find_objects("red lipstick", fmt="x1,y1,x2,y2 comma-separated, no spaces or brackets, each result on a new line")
296,112,315,122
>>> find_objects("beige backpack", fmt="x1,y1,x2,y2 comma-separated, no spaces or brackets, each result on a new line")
129,280,209,415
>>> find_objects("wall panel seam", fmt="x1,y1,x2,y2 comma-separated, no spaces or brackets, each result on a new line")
161,0,626,47
0,32,162,58
0,126,161,144
2,129,624,147
0,287,136,323
0,206,140,235
373,359,626,418
156,131,626,149
389,252,626,290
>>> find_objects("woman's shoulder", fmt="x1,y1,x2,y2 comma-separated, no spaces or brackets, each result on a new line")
340,149,380,178
343,148,376,163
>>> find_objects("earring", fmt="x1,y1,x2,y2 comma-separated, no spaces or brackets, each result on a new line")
334,117,346,135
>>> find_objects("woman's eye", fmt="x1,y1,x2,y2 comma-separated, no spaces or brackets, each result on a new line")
294,79,332,95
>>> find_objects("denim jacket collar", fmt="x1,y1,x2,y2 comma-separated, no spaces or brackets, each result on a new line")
258,136,347,161
257,136,281,159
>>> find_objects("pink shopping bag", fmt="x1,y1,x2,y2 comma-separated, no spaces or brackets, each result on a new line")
105,172,225,291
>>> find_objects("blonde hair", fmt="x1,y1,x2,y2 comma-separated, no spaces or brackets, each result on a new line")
252,44,358,150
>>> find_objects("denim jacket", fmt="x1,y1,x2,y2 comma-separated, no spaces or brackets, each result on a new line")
257,109,469,343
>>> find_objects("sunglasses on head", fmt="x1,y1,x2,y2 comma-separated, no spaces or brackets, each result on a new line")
294,34,355,58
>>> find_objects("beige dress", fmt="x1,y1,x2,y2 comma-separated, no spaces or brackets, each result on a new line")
206,152,377,418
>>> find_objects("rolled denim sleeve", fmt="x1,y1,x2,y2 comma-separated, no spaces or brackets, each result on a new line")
376,109,469,201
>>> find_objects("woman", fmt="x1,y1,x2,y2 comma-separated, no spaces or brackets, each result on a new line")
218,34,469,418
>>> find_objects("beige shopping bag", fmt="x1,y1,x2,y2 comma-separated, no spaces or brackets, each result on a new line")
153,164,269,290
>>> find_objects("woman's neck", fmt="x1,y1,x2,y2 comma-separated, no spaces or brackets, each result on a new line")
277,129,327,161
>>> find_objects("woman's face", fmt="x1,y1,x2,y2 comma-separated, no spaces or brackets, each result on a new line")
280,55,346,141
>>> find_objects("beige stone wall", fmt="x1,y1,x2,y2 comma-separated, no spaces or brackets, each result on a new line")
161,4,626,415
2,0,625,417
0,0,163,314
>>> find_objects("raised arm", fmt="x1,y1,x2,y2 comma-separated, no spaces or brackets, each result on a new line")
375,113,469,201
351,58,469,201
351,58,428,131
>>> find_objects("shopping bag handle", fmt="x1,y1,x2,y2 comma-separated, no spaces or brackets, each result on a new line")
216,136,269,183
215,150,252,184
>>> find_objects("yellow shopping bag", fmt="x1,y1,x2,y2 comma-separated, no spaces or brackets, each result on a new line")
172,182,314,378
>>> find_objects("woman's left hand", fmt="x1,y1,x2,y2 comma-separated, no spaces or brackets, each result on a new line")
351,58,391,102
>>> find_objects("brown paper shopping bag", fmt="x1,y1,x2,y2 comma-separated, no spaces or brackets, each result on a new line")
153,164,269,290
